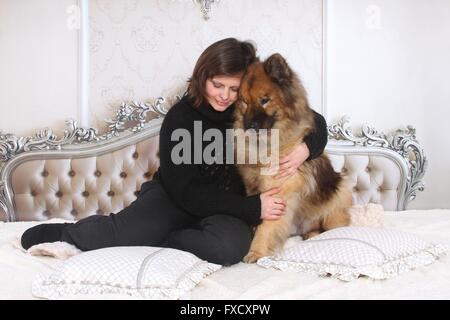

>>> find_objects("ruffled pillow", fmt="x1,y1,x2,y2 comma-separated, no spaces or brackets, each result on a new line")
258,226,447,281
32,246,221,299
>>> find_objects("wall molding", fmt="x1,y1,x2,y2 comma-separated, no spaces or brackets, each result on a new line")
76,0,324,126
78,0,89,127
322,0,327,118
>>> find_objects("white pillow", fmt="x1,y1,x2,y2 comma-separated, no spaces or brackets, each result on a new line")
257,226,447,281
32,246,221,299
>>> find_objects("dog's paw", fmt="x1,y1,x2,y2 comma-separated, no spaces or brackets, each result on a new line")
303,231,321,240
243,251,262,263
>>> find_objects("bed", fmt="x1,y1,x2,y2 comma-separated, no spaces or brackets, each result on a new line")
0,99,448,300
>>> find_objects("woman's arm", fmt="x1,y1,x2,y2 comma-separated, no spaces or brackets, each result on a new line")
303,110,328,161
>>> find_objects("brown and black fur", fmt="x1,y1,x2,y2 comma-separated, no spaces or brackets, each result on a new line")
234,53,352,263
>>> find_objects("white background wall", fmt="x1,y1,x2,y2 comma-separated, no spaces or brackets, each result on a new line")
326,0,450,209
0,0,322,133
87,0,323,129
0,0,78,136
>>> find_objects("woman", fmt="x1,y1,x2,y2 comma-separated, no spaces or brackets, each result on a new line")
21,38,328,265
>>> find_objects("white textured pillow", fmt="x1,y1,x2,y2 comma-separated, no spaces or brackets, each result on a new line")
32,246,221,299
258,227,447,281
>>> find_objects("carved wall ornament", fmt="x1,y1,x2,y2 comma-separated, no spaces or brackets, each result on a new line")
195,0,219,20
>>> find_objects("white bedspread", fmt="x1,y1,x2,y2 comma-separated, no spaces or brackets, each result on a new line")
1,210,449,300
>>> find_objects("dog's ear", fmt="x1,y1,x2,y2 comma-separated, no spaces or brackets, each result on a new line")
263,53,293,86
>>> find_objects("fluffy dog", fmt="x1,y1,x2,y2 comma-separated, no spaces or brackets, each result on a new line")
234,53,352,263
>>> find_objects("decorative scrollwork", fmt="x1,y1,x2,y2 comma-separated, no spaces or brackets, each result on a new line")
0,121,99,162
102,97,168,139
390,125,427,203
327,115,391,147
0,97,169,163
0,181,7,217
328,116,428,205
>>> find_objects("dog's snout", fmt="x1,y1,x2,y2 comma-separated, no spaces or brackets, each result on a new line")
245,120,260,131
249,122,259,130
243,109,275,132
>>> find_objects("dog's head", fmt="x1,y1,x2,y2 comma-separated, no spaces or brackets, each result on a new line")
236,53,312,132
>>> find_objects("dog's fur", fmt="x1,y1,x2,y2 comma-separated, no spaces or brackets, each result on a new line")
234,53,352,263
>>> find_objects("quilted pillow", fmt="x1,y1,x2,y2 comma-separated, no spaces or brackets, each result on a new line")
32,246,221,299
257,226,447,281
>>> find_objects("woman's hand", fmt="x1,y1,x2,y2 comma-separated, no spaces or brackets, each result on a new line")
274,142,310,179
260,188,286,220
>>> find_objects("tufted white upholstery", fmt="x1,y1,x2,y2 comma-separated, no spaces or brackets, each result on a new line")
7,136,159,221
0,132,408,222
328,153,401,211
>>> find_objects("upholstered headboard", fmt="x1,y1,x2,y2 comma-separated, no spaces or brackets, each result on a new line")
326,117,427,211
0,100,427,222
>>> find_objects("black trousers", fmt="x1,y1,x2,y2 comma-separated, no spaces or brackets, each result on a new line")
60,180,252,265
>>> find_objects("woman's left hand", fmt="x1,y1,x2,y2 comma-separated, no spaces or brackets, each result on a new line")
274,142,310,179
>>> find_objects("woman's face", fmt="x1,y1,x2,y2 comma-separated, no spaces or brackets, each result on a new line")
205,75,242,112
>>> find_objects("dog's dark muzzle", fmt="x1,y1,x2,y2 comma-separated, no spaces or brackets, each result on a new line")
243,110,275,132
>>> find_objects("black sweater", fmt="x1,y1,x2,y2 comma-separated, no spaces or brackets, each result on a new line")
154,96,328,225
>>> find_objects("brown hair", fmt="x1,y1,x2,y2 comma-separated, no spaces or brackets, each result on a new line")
187,38,257,107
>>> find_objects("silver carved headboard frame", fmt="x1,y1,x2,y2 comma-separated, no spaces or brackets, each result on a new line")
0,98,427,221
326,116,427,210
